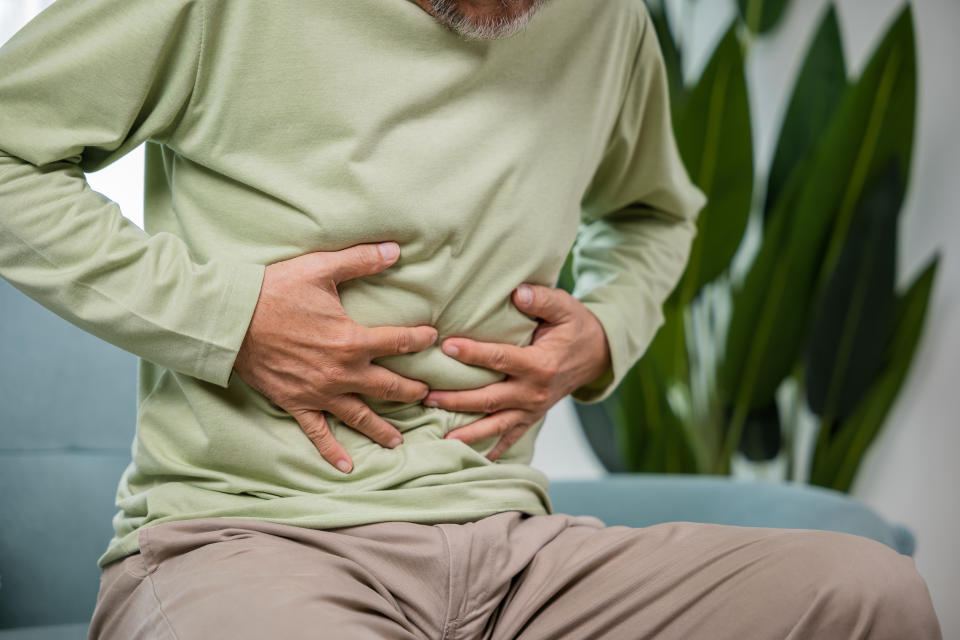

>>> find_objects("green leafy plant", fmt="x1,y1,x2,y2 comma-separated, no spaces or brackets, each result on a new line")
559,1,940,491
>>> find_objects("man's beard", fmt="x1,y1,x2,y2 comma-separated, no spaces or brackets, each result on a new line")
427,0,548,40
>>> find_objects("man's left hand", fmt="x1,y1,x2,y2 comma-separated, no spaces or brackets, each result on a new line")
422,283,612,462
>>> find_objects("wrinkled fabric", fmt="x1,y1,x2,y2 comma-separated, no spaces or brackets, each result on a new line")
89,512,943,639
0,0,707,570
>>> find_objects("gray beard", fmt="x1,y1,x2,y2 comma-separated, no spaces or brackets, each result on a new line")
427,0,548,40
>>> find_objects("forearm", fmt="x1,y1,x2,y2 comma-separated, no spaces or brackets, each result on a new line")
569,204,697,403
0,150,265,387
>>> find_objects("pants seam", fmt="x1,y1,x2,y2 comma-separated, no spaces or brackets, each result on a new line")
139,527,182,640
437,524,458,640
145,572,183,640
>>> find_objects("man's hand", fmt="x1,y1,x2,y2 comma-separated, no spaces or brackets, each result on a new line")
422,284,612,462
232,242,438,474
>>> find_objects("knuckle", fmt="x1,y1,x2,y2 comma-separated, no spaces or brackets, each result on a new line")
269,388,296,410
536,357,558,380
482,395,500,414
531,387,550,405
344,403,369,428
303,420,331,443
360,244,382,265
380,376,403,399
344,329,367,358
394,331,412,354
491,349,509,371
340,342,364,365
328,327,361,358
320,363,348,386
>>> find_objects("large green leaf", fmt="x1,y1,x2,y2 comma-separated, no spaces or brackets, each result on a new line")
647,2,686,121
718,173,802,410
673,22,753,307
797,6,916,296
738,0,791,34
804,159,902,424
809,254,940,492
611,362,701,474
717,5,915,467
764,3,847,222
607,303,703,473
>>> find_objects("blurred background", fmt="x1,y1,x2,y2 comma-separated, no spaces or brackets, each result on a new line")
545,0,959,634
2,0,957,636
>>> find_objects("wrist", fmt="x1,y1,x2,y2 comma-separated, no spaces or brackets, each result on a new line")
578,309,613,389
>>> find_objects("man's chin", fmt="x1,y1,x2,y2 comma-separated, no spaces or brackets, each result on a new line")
428,0,547,41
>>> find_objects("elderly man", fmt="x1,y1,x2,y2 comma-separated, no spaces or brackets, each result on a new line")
0,0,941,638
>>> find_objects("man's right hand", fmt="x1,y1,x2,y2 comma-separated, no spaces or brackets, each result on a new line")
232,241,437,475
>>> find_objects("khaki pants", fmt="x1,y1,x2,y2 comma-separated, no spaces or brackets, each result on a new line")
88,511,942,639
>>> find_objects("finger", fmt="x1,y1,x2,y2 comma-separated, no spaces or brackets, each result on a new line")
486,424,530,462
423,382,521,414
353,364,430,403
327,394,405,450
440,338,535,377
290,408,354,474
513,284,572,324
363,325,439,359
443,409,526,446
321,242,400,284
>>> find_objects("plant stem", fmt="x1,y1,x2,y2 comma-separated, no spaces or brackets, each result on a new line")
784,358,805,483
746,0,763,35
811,406,835,486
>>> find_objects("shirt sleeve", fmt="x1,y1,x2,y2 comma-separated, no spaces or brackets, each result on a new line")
569,2,707,405
0,0,265,388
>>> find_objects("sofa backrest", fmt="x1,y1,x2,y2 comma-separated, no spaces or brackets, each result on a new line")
0,277,917,631
1,278,136,629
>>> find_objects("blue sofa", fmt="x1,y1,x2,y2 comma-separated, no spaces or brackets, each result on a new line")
0,278,916,638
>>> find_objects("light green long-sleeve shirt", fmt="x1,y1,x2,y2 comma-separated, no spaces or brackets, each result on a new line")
0,0,706,568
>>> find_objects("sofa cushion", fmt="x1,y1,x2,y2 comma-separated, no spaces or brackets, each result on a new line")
548,474,915,556
0,453,129,629
0,623,89,639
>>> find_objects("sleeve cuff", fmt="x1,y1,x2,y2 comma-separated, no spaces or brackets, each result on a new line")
194,261,266,388
570,301,629,405
570,294,667,404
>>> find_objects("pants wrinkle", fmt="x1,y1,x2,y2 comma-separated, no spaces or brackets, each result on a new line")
88,513,942,640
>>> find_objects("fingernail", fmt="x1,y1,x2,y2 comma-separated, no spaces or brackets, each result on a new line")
424,399,438,407
443,342,459,357
336,459,352,473
388,436,402,448
419,388,430,400
517,284,533,306
378,242,399,261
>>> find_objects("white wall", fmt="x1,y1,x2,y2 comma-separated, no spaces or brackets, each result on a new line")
4,0,957,636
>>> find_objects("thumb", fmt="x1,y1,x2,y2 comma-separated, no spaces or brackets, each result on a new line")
512,284,571,324
323,241,400,284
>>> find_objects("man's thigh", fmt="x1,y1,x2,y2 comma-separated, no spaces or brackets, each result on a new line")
88,518,445,640
488,520,942,640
